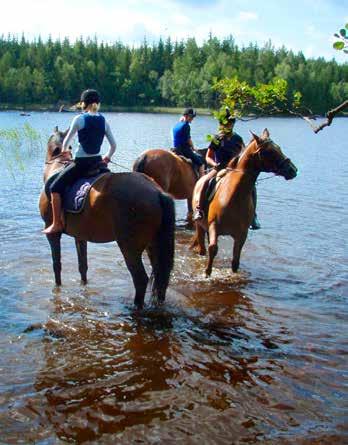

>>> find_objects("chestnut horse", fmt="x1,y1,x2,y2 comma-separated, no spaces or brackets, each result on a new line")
39,128,175,308
191,129,298,276
133,149,198,224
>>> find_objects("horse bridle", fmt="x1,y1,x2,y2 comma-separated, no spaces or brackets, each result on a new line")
45,152,73,165
256,138,292,176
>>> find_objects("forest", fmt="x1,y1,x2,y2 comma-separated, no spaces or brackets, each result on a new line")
0,34,347,114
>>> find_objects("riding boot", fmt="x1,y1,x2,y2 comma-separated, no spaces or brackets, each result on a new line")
250,185,261,230
42,192,64,234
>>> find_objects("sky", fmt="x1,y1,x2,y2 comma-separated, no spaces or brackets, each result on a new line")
0,0,347,63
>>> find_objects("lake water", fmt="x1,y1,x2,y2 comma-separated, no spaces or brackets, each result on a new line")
0,111,347,444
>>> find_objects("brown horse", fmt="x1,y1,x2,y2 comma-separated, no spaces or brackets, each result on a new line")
39,128,175,308
191,128,297,276
133,149,198,224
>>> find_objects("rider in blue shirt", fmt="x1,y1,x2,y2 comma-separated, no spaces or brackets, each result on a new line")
43,89,116,234
172,108,204,176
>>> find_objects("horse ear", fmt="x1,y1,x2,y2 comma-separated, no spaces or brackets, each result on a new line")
262,128,270,139
54,126,58,133
249,130,261,145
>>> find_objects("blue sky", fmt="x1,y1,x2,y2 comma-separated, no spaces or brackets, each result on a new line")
0,0,346,62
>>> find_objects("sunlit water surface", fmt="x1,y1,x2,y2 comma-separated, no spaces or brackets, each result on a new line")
0,112,347,444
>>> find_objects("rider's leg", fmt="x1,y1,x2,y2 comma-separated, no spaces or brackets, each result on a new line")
193,169,216,221
42,160,80,234
250,185,261,230
43,192,64,234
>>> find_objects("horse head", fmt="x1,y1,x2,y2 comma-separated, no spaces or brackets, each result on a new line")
44,126,72,181
46,126,71,162
250,129,297,180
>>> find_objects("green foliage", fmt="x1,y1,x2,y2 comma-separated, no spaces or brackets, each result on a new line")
0,34,347,113
0,124,42,178
213,77,303,117
333,24,348,53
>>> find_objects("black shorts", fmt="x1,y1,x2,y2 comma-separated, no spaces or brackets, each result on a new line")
50,156,102,194
172,144,204,167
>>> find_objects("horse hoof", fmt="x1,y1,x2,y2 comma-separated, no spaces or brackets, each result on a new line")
199,249,206,256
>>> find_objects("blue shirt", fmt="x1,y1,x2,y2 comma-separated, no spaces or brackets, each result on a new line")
62,112,117,159
172,121,191,148
78,114,106,155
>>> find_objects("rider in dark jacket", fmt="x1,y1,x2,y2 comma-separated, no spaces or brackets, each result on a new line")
193,108,261,230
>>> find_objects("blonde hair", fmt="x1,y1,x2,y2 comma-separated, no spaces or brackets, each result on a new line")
83,102,100,112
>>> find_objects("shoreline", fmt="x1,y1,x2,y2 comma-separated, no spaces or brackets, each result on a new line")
0,104,213,115
1,105,347,119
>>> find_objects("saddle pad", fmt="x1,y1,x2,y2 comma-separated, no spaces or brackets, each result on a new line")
62,172,109,213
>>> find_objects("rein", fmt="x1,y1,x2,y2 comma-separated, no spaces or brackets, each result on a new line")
109,160,132,171
45,154,73,165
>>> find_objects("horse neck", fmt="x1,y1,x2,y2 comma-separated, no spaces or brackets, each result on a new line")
234,140,261,182
43,158,68,183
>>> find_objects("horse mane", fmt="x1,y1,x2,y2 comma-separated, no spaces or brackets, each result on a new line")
227,155,240,169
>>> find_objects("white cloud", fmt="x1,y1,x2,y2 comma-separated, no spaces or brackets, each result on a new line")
237,11,258,21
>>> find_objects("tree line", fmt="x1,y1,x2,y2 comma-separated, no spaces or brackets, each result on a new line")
0,34,347,114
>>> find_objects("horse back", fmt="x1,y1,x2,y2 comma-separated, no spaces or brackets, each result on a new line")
64,172,163,244
133,149,196,199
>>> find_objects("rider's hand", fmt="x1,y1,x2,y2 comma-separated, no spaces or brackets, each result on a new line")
103,156,111,165
61,150,71,159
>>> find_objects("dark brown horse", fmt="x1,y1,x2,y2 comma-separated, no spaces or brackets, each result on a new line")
133,149,198,224
39,128,175,308
191,129,297,276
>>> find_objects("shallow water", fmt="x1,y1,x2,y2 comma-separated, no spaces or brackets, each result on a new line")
0,112,347,444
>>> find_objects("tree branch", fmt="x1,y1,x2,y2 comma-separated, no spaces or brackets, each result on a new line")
308,100,348,133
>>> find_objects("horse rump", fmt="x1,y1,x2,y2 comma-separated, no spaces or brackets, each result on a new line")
133,153,148,174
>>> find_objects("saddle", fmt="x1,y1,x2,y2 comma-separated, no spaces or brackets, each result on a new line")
177,154,200,179
205,168,228,204
45,163,110,213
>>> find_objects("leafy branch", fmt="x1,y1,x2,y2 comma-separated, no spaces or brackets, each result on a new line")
333,23,348,53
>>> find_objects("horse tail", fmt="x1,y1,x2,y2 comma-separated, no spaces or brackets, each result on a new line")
151,192,175,302
133,153,147,173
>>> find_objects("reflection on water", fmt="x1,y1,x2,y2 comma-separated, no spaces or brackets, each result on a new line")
0,113,347,444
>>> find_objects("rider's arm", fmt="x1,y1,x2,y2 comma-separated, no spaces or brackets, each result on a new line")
62,115,83,152
206,147,218,168
103,121,117,162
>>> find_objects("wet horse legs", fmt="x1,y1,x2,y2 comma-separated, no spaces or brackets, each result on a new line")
75,239,88,284
47,232,62,286
119,244,148,309
232,232,247,272
205,223,218,277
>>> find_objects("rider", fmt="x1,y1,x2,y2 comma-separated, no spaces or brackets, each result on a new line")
43,89,117,234
172,107,204,177
193,108,261,230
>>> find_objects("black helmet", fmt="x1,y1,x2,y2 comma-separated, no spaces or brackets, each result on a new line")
183,107,197,117
219,107,236,125
80,89,100,106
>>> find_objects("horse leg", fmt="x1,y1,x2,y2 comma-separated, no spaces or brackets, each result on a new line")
190,223,206,255
119,245,148,309
46,233,62,286
232,232,247,273
75,239,88,284
186,197,193,227
205,223,218,277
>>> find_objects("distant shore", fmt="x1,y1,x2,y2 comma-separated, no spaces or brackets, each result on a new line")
0,104,213,115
